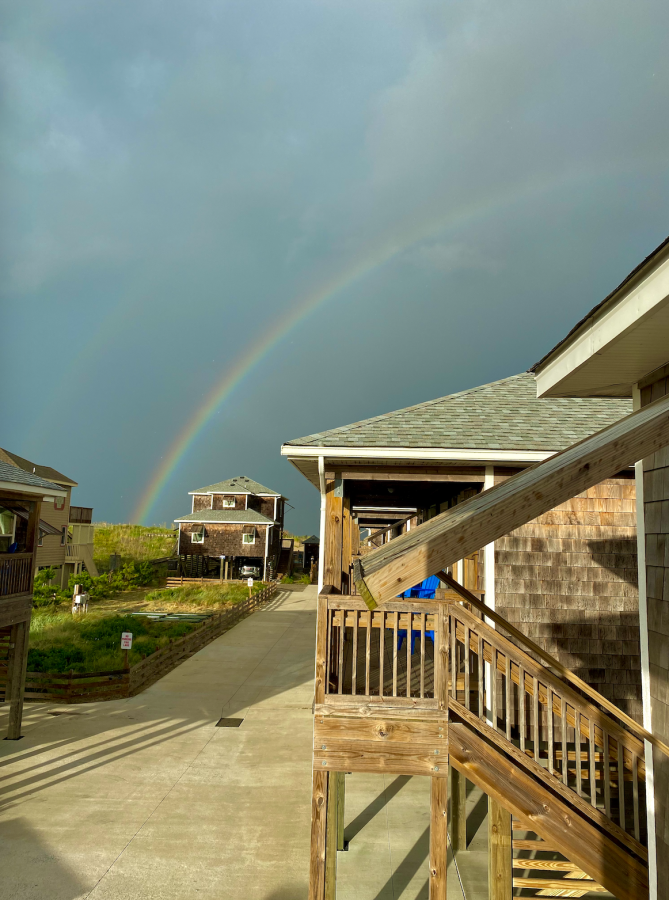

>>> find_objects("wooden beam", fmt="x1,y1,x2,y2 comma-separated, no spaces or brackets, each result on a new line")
354,392,669,607
450,765,467,853
430,774,448,900
488,797,512,900
448,722,649,900
326,466,486,482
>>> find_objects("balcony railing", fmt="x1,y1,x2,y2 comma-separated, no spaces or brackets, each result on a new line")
0,553,33,598
69,506,93,524
66,543,93,558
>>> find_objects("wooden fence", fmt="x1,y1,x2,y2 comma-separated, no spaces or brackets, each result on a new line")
0,581,278,704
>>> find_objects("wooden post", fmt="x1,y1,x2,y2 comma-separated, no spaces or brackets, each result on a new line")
323,479,344,591
429,774,448,900
336,771,345,851
341,495,352,593
488,797,512,900
6,619,30,740
309,769,329,900
325,770,338,900
450,764,467,853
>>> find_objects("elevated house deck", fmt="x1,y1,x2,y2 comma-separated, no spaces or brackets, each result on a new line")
0,461,68,739
283,236,669,899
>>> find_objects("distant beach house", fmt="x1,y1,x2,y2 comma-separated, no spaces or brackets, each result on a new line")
0,447,97,586
174,476,286,580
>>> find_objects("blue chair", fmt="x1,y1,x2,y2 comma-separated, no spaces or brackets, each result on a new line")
397,577,440,653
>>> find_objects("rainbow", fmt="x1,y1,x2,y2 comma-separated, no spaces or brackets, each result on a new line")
131,165,600,524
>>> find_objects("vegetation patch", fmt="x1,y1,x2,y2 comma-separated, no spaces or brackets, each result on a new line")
33,563,158,609
142,580,268,611
28,611,199,674
94,522,177,570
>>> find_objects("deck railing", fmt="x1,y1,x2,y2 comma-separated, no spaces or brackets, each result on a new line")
324,596,442,704
0,553,33,598
447,599,648,856
318,587,649,863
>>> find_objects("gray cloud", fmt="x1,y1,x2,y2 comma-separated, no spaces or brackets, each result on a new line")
1,0,668,530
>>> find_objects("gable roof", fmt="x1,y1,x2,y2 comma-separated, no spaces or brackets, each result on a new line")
0,447,77,487
189,476,282,496
0,461,67,496
174,509,275,525
303,535,320,544
283,373,632,453
531,234,669,375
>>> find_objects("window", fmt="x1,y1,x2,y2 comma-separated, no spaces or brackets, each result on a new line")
54,498,65,511
0,507,16,553
191,529,205,544
61,526,67,546
222,497,235,508
242,528,256,545
38,530,44,547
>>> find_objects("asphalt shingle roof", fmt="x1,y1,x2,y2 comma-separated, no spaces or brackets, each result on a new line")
0,461,65,492
174,509,275,525
0,448,77,487
284,373,632,452
189,476,281,496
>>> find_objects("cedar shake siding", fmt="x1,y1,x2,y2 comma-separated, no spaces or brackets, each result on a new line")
640,364,669,879
192,494,277,515
179,523,268,558
494,477,642,722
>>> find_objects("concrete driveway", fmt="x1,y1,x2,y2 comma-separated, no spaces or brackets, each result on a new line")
0,586,317,900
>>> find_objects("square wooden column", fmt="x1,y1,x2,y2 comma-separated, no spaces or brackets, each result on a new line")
323,479,344,591
309,769,329,900
450,765,467,853
488,797,512,900
429,773,448,900
6,619,30,740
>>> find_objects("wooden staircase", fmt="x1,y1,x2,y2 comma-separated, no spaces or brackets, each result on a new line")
512,822,611,897
308,582,657,900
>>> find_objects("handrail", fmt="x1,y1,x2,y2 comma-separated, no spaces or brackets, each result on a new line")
437,570,669,760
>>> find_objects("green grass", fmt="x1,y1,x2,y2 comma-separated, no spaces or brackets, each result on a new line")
143,580,267,610
28,610,199,673
94,523,177,569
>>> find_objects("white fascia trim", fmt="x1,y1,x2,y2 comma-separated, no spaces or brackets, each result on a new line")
187,490,279,496
0,481,67,498
281,446,552,463
536,252,669,398
173,518,275,525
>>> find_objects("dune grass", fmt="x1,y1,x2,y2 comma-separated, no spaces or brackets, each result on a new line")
142,580,267,611
94,522,177,569
28,610,199,673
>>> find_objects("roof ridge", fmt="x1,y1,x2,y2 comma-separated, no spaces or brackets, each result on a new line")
289,373,532,444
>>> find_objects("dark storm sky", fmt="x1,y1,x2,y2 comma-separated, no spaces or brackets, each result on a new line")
2,1,668,533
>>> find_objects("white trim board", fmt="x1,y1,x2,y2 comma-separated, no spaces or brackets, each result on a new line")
536,247,669,398
282,446,552,464
0,481,67,498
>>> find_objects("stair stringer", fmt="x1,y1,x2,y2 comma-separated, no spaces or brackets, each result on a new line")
448,721,648,900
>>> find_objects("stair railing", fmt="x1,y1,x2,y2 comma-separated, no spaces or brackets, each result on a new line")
442,581,649,857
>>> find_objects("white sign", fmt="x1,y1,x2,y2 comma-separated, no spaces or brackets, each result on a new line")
121,632,133,650
247,577,254,588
